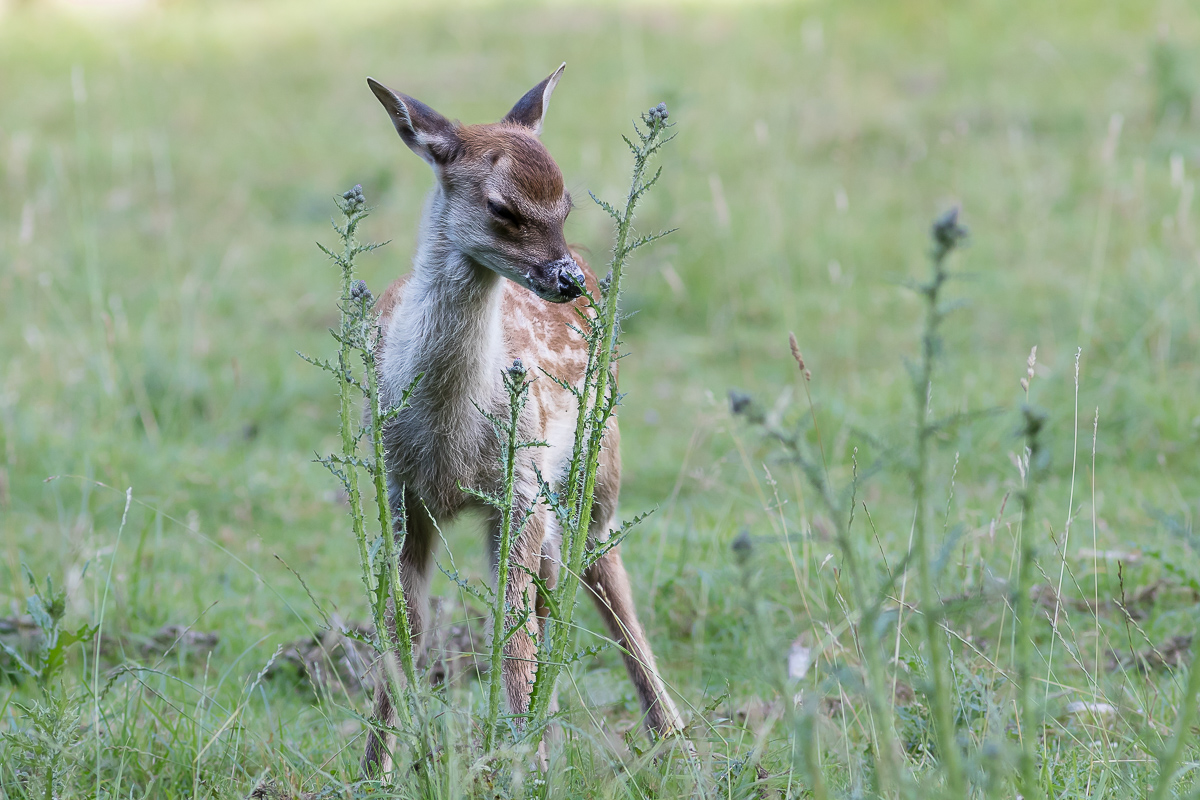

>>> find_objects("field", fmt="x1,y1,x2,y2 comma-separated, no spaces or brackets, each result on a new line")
2,0,1199,797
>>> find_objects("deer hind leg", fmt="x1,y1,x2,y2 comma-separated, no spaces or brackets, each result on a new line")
361,489,437,778
584,510,684,738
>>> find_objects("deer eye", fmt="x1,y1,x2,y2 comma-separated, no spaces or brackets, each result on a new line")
487,199,520,227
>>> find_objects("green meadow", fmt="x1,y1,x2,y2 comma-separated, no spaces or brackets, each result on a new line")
1,0,1198,796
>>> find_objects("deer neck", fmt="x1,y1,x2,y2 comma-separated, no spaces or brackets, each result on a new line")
383,189,506,430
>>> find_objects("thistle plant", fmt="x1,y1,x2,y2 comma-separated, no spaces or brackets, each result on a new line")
908,207,969,796
730,207,973,798
305,105,676,779
731,352,908,795
0,568,97,799
458,358,545,751
0,568,97,693
303,185,421,753
523,103,676,744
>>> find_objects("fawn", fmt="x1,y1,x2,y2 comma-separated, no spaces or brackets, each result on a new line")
361,65,684,773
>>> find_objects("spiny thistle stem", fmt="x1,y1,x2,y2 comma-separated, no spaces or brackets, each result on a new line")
331,189,378,648
911,207,967,796
484,360,534,751
365,327,418,701
309,184,420,739
527,104,675,740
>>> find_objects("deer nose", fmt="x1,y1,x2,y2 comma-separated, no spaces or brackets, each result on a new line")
555,261,585,299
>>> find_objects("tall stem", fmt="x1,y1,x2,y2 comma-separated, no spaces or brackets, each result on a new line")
309,186,422,760
1015,407,1046,800
911,210,966,796
527,107,674,740
335,211,376,647
485,365,529,750
365,340,417,713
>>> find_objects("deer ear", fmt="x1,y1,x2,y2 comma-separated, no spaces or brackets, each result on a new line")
502,63,566,136
367,78,461,168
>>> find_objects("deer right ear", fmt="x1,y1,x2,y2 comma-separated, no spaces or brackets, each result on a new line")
503,63,566,136
367,78,461,168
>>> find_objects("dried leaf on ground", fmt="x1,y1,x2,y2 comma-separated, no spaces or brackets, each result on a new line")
1110,634,1192,673
0,614,39,638
1031,580,1164,621
270,599,485,695
249,778,316,800
142,624,219,656
2,616,218,666
275,615,376,695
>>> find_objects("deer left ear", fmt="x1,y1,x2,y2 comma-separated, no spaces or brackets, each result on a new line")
503,63,566,136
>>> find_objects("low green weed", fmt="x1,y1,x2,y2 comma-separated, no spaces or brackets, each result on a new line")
730,209,1200,799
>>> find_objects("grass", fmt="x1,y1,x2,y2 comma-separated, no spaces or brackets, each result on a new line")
1,0,1199,797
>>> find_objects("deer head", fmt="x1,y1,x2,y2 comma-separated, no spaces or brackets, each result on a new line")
367,64,585,303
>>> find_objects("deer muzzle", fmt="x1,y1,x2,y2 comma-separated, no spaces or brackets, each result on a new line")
547,257,585,302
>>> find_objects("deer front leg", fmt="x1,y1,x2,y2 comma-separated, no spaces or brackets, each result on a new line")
491,503,547,724
361,492,436,778
584,541,684,738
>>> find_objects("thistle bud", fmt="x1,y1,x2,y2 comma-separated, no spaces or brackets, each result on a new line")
931,206,968,257
342,184,366,211
644,102,670,126
350,279,372,303
731,527,753,565
728,390,752,415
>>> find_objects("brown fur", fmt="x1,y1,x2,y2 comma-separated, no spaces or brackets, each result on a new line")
360,67,683,776
459,125,565,205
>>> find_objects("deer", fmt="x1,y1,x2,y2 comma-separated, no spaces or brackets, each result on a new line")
360,64,684,773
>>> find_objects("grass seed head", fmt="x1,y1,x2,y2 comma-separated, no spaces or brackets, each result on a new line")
789,332,812,381
1021,345,1037,392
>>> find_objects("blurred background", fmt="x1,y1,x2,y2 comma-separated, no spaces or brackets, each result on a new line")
1,0,1198,791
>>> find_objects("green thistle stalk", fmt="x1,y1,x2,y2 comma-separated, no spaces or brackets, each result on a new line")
366,327,419,702
484,360,536,750
526,103,675,742
911,208,968,796
307,184,421,738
